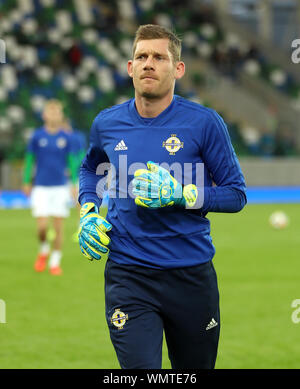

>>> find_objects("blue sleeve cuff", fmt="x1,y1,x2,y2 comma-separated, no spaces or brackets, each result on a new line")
79,193,101,209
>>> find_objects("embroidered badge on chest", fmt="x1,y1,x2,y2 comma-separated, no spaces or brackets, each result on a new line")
56,137,67,148
162,134,184,155
39,138,48,147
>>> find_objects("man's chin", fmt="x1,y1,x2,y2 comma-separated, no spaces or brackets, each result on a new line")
140,91,161,99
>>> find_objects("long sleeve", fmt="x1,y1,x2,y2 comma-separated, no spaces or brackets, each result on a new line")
67,152,79,184
23,152,35,184
78,118,109,208
200,110,247,214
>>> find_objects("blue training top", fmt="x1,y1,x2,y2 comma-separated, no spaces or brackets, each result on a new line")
79,95,247,269
27,127,73,186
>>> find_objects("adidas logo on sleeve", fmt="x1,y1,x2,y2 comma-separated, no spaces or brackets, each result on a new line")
114,140,128,151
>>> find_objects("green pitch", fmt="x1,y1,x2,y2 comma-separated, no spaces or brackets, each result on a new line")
0,204,299,369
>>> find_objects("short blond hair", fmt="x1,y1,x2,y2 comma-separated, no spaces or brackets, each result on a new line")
132,24,182,63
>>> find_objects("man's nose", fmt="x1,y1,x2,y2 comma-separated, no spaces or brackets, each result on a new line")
143,56,155,70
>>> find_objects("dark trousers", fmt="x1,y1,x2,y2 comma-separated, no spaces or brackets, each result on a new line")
104,258,220,369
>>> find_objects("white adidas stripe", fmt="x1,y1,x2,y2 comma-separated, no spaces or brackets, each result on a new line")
206,318,218,330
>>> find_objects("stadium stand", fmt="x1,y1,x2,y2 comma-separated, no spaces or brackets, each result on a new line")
0,0,299,174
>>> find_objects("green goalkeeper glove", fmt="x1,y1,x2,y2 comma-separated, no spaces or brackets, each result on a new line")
132,161,198,209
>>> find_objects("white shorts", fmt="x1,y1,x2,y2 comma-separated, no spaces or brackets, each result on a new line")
31,185,71,218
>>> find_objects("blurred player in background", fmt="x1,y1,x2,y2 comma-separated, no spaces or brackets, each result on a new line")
61,118,87,241
23,99,78,276
78,25,247,368
62,118,87,175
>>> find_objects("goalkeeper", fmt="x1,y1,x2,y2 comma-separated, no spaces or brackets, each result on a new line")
78,24,247,369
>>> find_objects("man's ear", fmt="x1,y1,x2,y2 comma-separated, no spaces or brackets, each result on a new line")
127,60,133,78
175,61,185,80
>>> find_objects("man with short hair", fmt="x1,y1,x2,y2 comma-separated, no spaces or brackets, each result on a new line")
78,24,247,368
23,99,77,275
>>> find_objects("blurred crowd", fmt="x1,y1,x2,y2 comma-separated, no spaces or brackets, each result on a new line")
0,0,299,161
